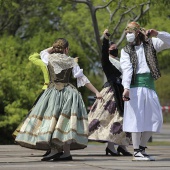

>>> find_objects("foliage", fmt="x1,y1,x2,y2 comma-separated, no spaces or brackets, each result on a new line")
0,0,170,144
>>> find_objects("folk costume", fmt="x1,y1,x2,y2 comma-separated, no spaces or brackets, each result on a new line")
12,53,49,138
88,37,131,156
120,22,170,161
15,50,90,153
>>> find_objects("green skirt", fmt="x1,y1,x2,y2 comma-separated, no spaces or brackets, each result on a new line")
15,84,88,151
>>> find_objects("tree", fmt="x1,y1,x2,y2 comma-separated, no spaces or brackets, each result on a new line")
0,0,170,144
66,0,151,58
0,0,64,37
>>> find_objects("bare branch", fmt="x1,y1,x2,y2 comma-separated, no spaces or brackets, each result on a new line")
102,0,112,15
95,0,114,11
66,0,88,4
110,0,123,21
134,1,151,21
80,41,99,63
65,0,151,59
116,1,151,46
86,42,99,56
111,5,136,37
116,30,126,46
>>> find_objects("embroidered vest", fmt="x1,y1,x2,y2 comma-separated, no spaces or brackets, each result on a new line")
123,38,161,84
47,63,73,90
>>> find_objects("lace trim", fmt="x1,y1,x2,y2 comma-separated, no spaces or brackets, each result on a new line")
77,75,90,88
48,53,77,74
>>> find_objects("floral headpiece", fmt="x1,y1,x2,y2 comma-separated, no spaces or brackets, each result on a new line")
125,22,141,32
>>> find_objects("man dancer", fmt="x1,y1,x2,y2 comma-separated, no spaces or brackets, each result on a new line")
120,21,170,161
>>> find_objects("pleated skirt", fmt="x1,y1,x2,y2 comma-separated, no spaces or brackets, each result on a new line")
88,86,131,146
15,85,88,150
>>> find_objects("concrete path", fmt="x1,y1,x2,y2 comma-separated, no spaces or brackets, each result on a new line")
0,124,169,170
152,123,170,142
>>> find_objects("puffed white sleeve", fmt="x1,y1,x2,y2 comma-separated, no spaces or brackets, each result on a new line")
72,65,90,87
152,31,170,52
120,49,133,89
40,49,49,65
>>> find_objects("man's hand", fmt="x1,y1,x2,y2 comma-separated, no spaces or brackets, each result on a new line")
122,89,130,101
146,29,158,37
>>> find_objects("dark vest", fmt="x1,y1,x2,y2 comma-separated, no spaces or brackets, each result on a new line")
47,63,73,90
48,63,72,83
123,38,161,84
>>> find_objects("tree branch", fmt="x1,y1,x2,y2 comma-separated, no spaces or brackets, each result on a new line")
67,0,88,4
114,1,151,46
134,1,151,21
95,0,114,11
110,0,123,21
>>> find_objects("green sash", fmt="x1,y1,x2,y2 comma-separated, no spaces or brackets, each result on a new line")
130,73,155,91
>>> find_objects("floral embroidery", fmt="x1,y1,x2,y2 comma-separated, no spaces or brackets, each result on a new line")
91,102,97,112
106,86,113,93
126,132,131,138
110,122,122,135
89,119,100,132
104,100,116,114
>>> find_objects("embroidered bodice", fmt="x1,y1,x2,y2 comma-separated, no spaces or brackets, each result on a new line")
48,63,72,83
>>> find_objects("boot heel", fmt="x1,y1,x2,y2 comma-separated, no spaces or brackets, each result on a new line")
117,146,132,156
106,149,108,155
105,147,119,156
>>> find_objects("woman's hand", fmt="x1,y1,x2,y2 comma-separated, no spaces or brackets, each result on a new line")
103,29,110,39
95,92,103,100
74,57,79,63
84,83,103,101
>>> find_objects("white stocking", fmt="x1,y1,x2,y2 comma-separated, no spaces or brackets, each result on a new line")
132,132,141,150
140,131,152,147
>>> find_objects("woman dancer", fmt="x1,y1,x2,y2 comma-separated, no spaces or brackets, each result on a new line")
88,29,132,156
15,38,102,161
12,52,49,139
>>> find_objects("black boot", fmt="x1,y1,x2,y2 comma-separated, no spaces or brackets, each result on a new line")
117,146,132,156
42,150,51,157
105,147,120,156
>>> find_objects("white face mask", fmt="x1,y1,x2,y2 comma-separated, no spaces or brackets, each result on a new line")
126,33,135,42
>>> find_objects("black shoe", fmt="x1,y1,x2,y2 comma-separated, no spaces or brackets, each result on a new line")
42,150,51,157
132,149,150,161
53,155,73,161
139,146,155,161
105,147,120,156
117,146,132,156
41,152,63,161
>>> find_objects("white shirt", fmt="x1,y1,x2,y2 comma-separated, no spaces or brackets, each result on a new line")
120,31,170,89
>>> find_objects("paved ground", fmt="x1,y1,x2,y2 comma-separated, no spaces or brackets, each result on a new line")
0,124,169,170
152,123,170,142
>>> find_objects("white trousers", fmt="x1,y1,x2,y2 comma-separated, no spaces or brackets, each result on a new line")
123,87,163,132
